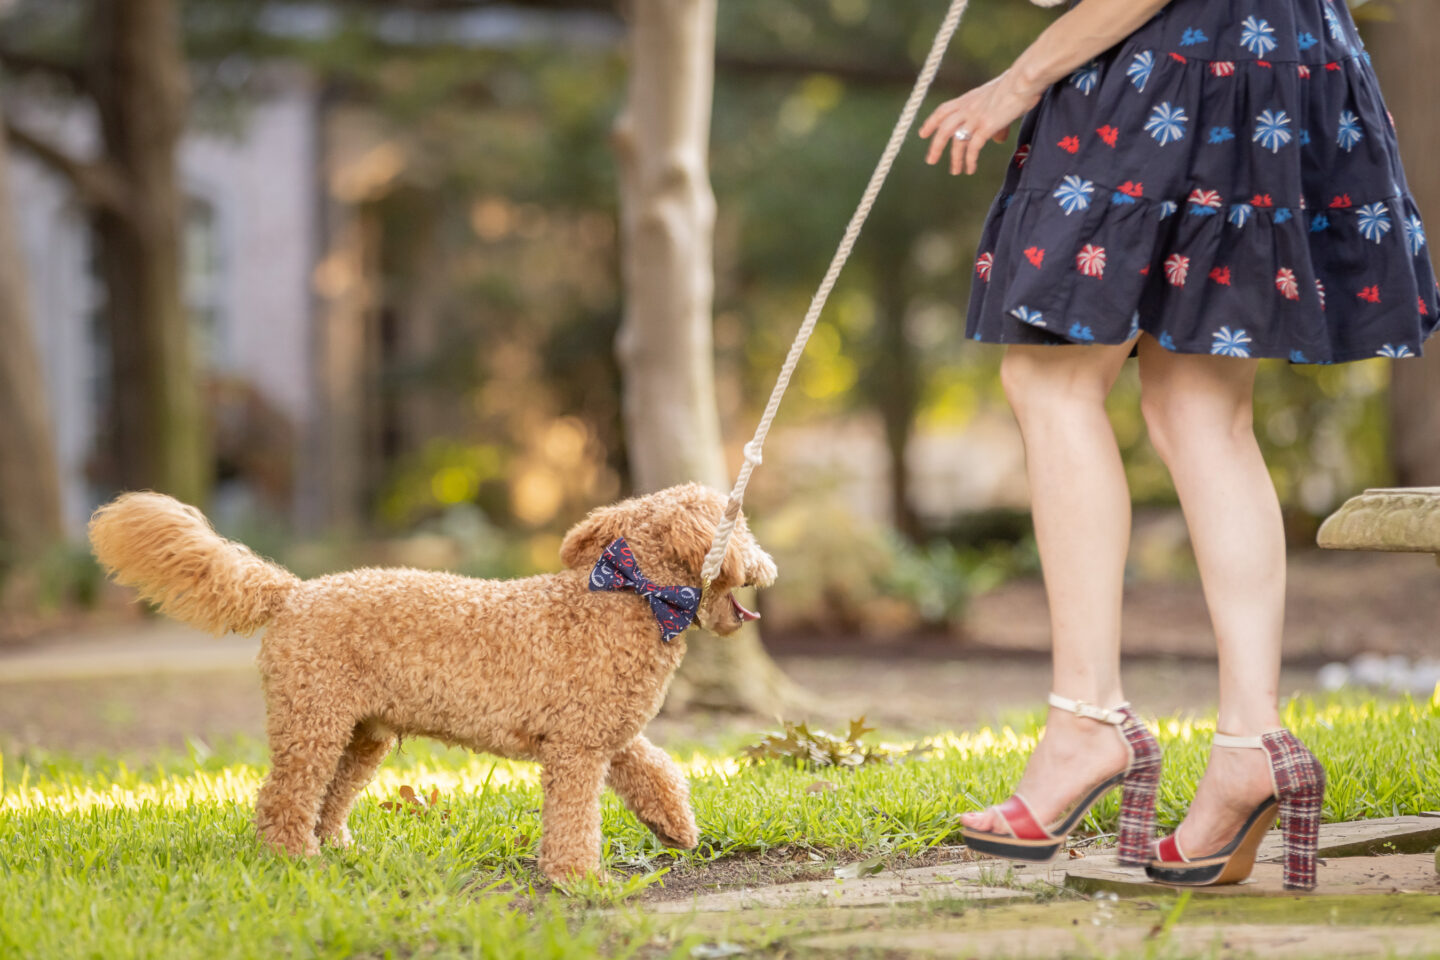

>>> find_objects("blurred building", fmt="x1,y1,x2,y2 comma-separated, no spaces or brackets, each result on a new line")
9,8,628,538
12,66,321,534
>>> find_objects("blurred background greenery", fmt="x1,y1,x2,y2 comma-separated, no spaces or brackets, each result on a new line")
0,0,1435,706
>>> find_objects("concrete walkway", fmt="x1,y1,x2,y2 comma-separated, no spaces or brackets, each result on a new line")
662,818,1440,959
655,817,1440,916
0,622,257,683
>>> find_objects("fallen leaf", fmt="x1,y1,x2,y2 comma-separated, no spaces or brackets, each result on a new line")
834,854,887,880
805,781,836,794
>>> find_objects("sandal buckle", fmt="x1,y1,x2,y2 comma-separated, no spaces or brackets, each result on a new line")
1048,692,1126,724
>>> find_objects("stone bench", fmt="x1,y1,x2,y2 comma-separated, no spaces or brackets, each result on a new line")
1317,487,1440,876
1317,487,1440,566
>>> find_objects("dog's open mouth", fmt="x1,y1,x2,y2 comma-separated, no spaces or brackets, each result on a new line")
729,593,761,622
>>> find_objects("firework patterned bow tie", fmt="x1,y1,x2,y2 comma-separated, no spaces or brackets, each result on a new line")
589,538,700,643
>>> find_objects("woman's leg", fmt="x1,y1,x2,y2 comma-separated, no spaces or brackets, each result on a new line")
1136,335,1286,853
962,338,1137,833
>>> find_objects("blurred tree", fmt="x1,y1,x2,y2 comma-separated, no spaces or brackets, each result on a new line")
1,0,208,506
1366,0,1440,486
613,0,725,494
0,97,64,560
613,0,799,714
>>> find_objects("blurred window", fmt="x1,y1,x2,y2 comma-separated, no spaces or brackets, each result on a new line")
184,194,230,370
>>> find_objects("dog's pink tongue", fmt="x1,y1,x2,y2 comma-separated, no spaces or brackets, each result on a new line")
729,594,761,621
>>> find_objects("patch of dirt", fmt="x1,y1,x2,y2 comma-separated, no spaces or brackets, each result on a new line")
631,845,983,905
0,670,266,757
756,655,1321,736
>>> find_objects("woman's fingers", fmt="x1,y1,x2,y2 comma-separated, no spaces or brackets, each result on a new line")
924,84,1027,173
926,111,973,165
949,132,968,175
918,98,963,139
963,122,996,175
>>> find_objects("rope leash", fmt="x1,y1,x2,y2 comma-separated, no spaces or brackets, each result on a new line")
699,0,972,591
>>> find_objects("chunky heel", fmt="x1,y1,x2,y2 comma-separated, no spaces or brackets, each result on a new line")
1279,791,1323,890
1267,730,1326,891
1147,728,1326,889
1116,721,1161,866
962,695,1162,864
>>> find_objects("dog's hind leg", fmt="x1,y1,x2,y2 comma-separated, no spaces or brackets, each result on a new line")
536,747,611,882
315,721,396,848
606,734,698,850
254,701,354,857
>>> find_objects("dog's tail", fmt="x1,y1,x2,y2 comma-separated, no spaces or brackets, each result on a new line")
89,492,299,635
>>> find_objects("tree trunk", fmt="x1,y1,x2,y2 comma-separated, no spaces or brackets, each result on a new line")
871,247,922,541
90,0,208,505
0,105,64,560
613,0,800,715
1370,1,1440,485
310,104,386,535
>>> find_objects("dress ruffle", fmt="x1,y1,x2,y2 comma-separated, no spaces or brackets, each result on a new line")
965,0,1439,363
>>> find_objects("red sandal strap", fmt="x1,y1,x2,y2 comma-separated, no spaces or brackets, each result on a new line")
1155,833,1188,863
993,794,1051,841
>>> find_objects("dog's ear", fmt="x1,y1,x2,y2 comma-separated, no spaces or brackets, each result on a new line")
559,503,626,569
649,484,745,587
561,484,745,585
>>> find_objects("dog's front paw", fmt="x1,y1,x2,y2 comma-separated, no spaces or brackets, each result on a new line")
643,812,698,850
538,856,607,885
318,824,354,849
262,831,321,857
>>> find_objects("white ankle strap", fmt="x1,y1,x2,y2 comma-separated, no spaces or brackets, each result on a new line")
1212,732,1265,749
1047,693,1127,725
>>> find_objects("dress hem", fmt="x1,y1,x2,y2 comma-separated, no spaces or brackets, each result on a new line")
963,318,1437,365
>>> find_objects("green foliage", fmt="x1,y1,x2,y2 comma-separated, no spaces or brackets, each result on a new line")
379,440,509,528
33,543,104,612
742,717,899,768
757,496,1035,632
884,535,1036,628
0,541,105,615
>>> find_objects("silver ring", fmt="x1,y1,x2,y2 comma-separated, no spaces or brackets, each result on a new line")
953,129,973,142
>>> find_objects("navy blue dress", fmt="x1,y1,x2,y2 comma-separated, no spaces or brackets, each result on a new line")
966,0,1439,363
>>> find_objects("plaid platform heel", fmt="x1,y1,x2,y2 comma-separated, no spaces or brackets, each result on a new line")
1146,729,1326,891
961,693,1162,866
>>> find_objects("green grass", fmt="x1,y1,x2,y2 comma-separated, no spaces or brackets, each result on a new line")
1,695,1436,959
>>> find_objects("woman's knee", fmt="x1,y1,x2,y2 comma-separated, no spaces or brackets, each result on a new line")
1000,347,1113,419
1140,373,1254,463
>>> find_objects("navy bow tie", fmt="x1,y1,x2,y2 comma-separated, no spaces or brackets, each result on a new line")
589,538,700,643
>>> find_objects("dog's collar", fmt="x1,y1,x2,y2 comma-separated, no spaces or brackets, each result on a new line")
588,538,700,643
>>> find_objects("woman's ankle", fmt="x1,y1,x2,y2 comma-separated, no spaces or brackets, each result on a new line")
1050,684,1126,712
1215,706,1284,737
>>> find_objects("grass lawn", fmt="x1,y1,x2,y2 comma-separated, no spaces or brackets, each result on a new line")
1,695,1436,959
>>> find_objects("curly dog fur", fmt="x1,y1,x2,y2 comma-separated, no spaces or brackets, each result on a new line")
88,483,776,881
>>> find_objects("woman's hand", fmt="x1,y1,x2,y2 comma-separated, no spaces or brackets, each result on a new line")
919,71,1044,176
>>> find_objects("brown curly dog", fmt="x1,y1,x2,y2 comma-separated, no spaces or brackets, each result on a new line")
88,483,776,881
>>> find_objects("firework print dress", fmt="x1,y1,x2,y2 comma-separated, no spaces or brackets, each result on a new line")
965,0,1439,362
